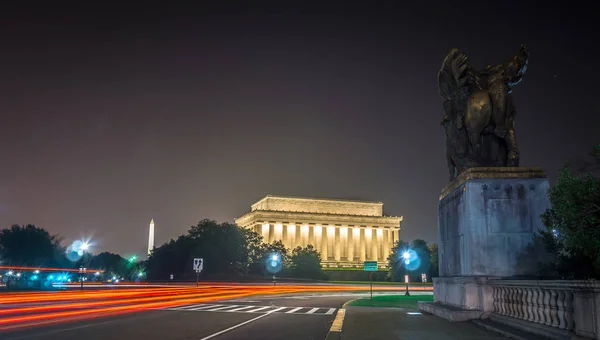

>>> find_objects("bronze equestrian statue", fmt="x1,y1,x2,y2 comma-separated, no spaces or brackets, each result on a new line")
438,45,529,180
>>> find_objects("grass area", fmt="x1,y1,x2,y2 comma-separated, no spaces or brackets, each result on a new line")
346,294,434,309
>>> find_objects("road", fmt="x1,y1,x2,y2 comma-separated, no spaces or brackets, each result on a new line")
0,284,424,339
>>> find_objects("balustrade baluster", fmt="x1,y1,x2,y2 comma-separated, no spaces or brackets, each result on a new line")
531,289,539,323
499,287,506,315
516,288,524,319
492,286,499,313
506,287,513,316
549,289,559,327
564,290,574,331
543,290,551,326
525,288,533,321
556,290,566,329
539,289,547,325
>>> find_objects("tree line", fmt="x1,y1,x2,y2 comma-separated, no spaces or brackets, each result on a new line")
146,219,325,281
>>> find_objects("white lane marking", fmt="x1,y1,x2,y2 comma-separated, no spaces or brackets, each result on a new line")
267,307,286,313
189,305,221,311
325,308,336,315
285,307,303,314
198,313,270,340
246,306,271,313
306,308,319,314
206,305,240,311
178,304,217,310
227,305,256,312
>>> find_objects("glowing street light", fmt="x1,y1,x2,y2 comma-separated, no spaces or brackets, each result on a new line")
34,270,40,274
80,242,89,251
272,254,278,261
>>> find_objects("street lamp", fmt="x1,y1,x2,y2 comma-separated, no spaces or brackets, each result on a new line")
402,251,411,296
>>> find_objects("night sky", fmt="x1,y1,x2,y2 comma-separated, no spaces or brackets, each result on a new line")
1,2,598,256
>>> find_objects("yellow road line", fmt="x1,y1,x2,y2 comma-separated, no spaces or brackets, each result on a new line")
329,308,346,332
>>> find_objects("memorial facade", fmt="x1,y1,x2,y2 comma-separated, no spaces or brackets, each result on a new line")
235,195,402,268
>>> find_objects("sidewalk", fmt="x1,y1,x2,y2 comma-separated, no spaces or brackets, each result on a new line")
325,295,514,340
333,307,509,340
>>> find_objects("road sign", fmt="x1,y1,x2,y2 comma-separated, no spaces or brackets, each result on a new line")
363,261,378,271
193,258,204,272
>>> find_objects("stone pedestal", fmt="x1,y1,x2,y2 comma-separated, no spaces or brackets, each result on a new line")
419,167,551,321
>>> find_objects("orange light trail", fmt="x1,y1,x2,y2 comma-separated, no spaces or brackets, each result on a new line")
0,283,432,333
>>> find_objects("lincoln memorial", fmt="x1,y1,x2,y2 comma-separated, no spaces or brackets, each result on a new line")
235,195,403,268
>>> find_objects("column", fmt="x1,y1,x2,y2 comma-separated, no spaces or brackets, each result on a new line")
269,224,275,243
301,224,309,247
382,229,390,261
376,228,383,262
347,227,355,262
296,225,301,248
274,223,283,242
334,227,341,262
359,228,366,262
262,224,270,243
321,225,328,261
327,226,335,261
308,225,315,248
365,228,373,260
340,227,348,262
287,224,296,249
314,225,322,254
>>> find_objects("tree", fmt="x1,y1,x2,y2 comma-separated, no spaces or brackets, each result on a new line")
0,225,67,267
387,239,409,282
532,143,600,279
146,219,254,280
239,228,265,275
410,239,432,281
541,145,600,277
83,252,131,280
289,245,325,279
428,243,439,278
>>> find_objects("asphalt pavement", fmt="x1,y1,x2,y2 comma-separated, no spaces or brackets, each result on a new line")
1,294,353,340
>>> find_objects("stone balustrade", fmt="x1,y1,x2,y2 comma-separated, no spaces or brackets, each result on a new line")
488,280,600,340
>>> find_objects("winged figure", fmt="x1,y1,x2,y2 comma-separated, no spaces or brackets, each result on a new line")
438,45,529,180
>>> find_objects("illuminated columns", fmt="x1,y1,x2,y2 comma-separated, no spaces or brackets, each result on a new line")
340,227,348,261
334,227,341,262
376,228,383,261
262,224,270,242
350,227,359,261
301,224,309,247
308,225,315,248
321,225,328,260
382,229,390,261
327,226,335,261
287,224,296,249
274,223,283,242
314,225,322,254
359,228,366,261
365,228,373,260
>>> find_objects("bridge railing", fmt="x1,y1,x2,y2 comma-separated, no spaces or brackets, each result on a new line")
488,279,600,340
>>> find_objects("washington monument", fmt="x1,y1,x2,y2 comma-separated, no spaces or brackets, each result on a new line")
147,218,155,256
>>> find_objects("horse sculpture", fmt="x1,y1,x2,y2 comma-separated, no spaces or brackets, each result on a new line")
438,45,529,180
